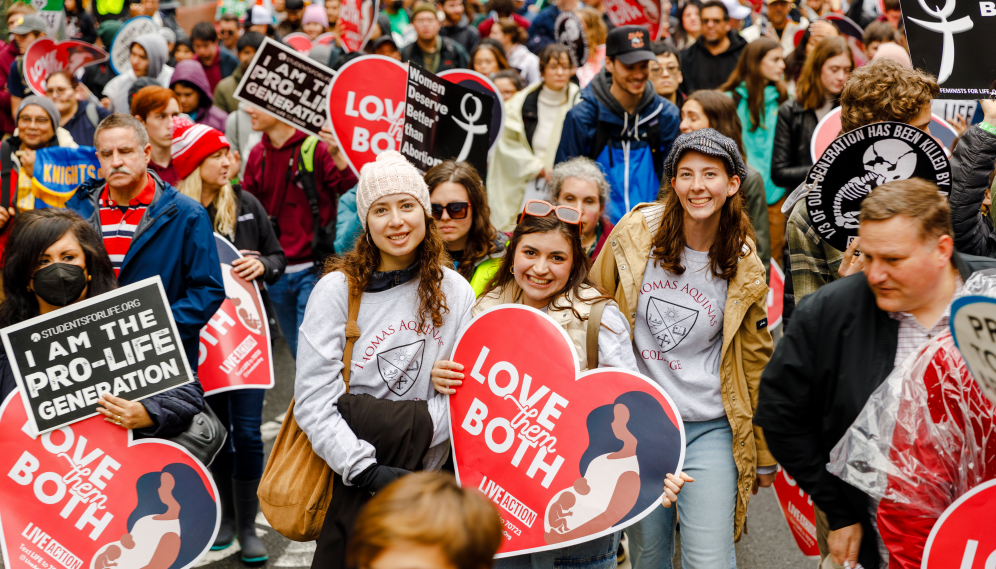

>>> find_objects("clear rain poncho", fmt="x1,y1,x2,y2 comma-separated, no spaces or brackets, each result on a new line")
827,272,996,569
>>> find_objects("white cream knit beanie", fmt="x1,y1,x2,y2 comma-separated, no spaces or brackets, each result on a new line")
356,150,432,230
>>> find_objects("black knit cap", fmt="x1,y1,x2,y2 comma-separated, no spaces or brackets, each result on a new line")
663,128,748,182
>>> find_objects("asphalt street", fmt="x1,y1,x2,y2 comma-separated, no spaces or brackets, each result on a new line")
0,336,814,569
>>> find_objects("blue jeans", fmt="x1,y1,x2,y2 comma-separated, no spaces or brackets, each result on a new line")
494,533,619,569
628,417,738,569
268,269,316,358
206,389,266,481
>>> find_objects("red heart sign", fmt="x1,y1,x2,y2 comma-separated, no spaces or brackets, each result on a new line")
0,392,219,569
770,465,819,558
326,55,407,176
449,305,685,557
922,479,996,568
23,39,109,97
281,33,314,54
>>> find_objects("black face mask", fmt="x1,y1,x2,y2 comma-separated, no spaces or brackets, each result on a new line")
32,263,88,307
391,0,403,9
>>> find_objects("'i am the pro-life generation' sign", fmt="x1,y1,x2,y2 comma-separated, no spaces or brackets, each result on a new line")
0,277,193,435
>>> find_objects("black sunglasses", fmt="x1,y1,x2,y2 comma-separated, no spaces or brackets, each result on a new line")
431,201,470,220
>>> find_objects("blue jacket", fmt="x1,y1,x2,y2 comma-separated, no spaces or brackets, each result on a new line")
555,69,681,224
527,5,559,54
67,172,225,371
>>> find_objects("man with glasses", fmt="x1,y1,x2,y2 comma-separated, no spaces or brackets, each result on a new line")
650,41,684,106
680,0,747,92
218,13,242,55
401,3,469,72
555,25,680,224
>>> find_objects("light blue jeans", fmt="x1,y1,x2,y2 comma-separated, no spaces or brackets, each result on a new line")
627,417,738,569
494,533,620,569
267,268,316,358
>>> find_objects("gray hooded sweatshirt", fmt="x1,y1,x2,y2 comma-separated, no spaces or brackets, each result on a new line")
104,33,174,114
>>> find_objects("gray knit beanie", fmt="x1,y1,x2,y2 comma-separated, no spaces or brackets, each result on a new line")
17,96,61,130
663,128,748,182
356,151,432,230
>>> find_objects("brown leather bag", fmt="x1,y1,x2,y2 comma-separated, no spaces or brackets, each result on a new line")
257,277,362,541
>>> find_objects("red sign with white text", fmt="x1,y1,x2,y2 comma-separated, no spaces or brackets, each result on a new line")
0,392,219,569
24,39,109,97
327,55,407,176
197,235,274,396
771,465,820,558
601,0,663,40
339,0,379,52
922,479,996,568
448,305,685,557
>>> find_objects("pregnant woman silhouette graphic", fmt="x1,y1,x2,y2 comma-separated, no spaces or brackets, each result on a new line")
543,391,681,545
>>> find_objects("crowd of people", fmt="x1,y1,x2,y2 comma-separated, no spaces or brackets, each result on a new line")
0,0,993,567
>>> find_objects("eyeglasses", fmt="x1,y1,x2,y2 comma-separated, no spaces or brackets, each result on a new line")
519,200,581,225
649,64,680,77
431,201,470,220
218,29,235,35
17,116,51,126
701,17,725,24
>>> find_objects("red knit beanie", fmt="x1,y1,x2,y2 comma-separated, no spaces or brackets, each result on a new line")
171,116,231,181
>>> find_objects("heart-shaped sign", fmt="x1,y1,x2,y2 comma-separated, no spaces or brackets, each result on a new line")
437,68,505,152
338,0,380,52
24,39,109,97
0,391,219,569
951,296,996,407
282,33,314,54
448,305,685,557
109,17,159,75
770,466,819,558
326,55,407,176
921,479,996,567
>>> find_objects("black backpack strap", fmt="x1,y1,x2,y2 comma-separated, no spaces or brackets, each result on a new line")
1,140,13,211
295,143,323,250
645,115,664,180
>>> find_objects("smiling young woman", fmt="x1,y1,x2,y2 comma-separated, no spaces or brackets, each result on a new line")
294,151,477,569
591,129,774,569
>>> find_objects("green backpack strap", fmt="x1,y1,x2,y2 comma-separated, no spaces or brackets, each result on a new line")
300,136,319,173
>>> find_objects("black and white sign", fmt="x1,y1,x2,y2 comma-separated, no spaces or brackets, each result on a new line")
555,11,588,67
234,37,335,138
400,63,493,177
901,0,996,98
805,121,951,252
0,277,194,435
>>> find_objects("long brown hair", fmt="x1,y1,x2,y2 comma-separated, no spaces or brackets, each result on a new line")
719,38,787,132
485,213,609,321
323,215,451,329
652,153,756,281
685,90,747,160
425,161,499,280
795,36,851,111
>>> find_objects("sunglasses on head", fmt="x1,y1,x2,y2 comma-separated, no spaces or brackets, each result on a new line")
431,201,470,220
519,200,582,226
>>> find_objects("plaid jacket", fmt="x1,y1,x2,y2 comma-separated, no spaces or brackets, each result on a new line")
786,193,845,302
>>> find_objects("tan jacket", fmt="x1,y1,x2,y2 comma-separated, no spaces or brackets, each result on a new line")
590,202,775,541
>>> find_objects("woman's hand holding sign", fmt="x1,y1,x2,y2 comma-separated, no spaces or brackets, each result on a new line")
662,472,694,508
97,393,155,430
431,360,464,394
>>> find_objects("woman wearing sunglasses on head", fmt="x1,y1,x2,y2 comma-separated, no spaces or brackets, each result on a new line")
294,151,477,568
426,161,507,297
431,199,693,569
590,129,774,568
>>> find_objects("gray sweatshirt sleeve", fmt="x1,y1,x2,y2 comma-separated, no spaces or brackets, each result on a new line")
293,272,376,485
426,275,478,448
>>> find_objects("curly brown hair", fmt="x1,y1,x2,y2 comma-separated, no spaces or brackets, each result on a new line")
323,215,451,329
839,58,938,133
425,161,499,281
652,160,756,280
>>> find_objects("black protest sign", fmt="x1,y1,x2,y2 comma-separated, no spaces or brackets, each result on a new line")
401,63,493,177
805,121,951,252
901,0,996,98
0,277,194,435
556,11,588,67
233,37,334,138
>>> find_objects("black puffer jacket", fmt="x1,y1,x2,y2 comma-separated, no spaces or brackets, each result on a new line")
771,98,837,191
950,125,996,257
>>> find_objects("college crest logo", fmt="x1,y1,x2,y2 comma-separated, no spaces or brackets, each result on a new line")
377,340,425,395
647,298,697,353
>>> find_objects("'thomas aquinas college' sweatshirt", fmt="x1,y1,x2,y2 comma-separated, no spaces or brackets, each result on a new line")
294,268,476,484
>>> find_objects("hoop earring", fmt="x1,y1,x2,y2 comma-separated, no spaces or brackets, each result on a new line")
510,265,514,274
